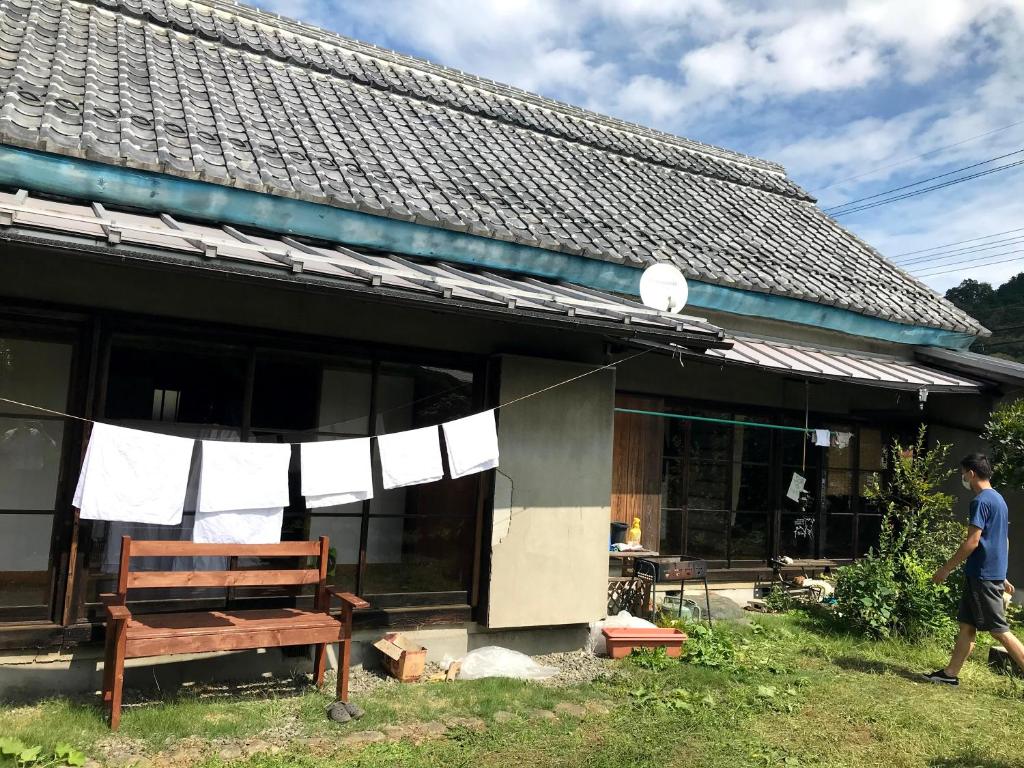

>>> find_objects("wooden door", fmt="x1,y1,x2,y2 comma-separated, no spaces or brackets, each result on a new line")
611,394,664,551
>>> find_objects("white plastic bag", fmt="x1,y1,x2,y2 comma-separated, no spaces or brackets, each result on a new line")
457,646,558,680
586,610,657,656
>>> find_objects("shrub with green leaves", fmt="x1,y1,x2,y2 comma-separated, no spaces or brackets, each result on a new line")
835,427,964,639
627,646,674,671
0,738,85,767
835,554,899,638
762,584,797,613
984,398,1024,492
681,623,736,668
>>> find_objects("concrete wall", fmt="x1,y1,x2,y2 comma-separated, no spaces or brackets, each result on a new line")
486,355,615,629
932,417,1024,595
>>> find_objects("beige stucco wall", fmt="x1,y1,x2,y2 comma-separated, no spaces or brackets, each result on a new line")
486,354,615,629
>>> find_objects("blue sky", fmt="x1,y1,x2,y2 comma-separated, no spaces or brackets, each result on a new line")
257,0,1024,295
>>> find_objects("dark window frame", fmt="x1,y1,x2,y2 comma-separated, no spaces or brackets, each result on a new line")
634,390,905,567
75,315,488,623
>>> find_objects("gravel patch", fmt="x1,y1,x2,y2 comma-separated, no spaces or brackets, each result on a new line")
532,650,614,687
335,649,610,691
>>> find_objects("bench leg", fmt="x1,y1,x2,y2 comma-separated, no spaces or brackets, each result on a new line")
101,623,116,706
313,643,327,688
109,623,127,731
336,639,350,703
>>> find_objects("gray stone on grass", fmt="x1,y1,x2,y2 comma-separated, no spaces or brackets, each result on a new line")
554,702,588,718
342,730,386,746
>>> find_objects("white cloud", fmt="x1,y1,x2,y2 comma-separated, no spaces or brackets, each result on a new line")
674,1,1013,107
611,75,684,124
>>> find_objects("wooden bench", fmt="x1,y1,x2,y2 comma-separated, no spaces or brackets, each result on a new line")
101,536,368,730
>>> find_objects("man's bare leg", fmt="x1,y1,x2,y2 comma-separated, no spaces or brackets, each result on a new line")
991,629,1024,674
944,623,977,677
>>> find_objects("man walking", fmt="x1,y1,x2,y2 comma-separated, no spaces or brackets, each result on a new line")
924,453,1023,685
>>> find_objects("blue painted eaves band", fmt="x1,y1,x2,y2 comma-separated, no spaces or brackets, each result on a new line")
0,144,975,350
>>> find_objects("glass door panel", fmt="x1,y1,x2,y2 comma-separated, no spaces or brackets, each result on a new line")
0,337,74,620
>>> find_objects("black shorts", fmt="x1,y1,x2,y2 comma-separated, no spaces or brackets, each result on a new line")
957,577,1010,633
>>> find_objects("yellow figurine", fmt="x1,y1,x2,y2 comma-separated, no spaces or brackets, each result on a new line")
626,517,642,546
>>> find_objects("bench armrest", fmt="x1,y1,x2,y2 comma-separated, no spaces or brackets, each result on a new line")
99,593,132,622
326,587,370,610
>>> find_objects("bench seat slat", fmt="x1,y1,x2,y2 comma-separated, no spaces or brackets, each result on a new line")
127,569,321,589
126,624,344,658
128,542,321,557
125,608,338,638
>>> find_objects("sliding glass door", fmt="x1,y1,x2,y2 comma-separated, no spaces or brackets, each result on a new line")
78,329,484,620
0,333,77,622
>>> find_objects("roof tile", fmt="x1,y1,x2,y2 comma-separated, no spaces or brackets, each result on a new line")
0,0,985,336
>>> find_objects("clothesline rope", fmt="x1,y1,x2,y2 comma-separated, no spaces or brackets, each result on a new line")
0,349,651,440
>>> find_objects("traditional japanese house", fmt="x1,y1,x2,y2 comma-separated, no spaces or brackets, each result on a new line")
0,0,1020,690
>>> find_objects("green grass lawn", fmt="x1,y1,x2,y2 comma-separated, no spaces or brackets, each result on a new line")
2,613,1022,768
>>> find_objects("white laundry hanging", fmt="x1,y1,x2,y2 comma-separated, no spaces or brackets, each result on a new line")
195,440,292,544
832,431,854,450
192,507,286,545
376,425,444,489
73,422,195,525
442,410,499,478
812,429,831,447
300,437,373,509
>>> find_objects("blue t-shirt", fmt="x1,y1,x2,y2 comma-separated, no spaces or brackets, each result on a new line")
964,488,1009,581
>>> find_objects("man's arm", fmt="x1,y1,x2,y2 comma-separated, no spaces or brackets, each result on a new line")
932,526,983,584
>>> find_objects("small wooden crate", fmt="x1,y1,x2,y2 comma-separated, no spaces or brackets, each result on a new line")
373,633,427,682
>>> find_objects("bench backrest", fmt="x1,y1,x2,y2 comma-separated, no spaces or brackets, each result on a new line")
113,536,330,603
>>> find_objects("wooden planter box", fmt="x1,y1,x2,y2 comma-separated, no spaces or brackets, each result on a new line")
602,627,687,659
373,632,427,682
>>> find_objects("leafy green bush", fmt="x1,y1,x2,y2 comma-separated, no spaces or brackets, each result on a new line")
682,623,736,668
834,554,899,638
835,428,964,639
0,738,86,767
1007,600,1023,629
626,646,674,671
763,585,797,613
984,398,1024,492
899,556,957,640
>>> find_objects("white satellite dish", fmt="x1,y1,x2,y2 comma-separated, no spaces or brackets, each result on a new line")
639,263,689,314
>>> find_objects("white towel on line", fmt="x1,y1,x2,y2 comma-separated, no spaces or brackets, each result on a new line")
193,507,286,545
197,440,291,512
300,437,373,509
73,422,194,524
376,425,444,489
812,429,831,447
195,441,292,544
442,410,499,478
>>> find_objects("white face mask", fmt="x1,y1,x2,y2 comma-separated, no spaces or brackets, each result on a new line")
961,474,973,491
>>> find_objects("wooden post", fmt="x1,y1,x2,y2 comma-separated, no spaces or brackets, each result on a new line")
313,536,329,687
108,536,132,729
109,619,127,730
116,536,131,602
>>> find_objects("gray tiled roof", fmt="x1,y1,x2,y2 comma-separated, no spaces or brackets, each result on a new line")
0,0,985,336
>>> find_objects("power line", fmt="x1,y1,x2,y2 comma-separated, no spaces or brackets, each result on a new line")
912,249,1024,276
814,119,1024,192
829,158,1024,218
824,148,1024,212
980,337,1024,349
913,253,1024,278
895,236,1024,267
892,226,1024,258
